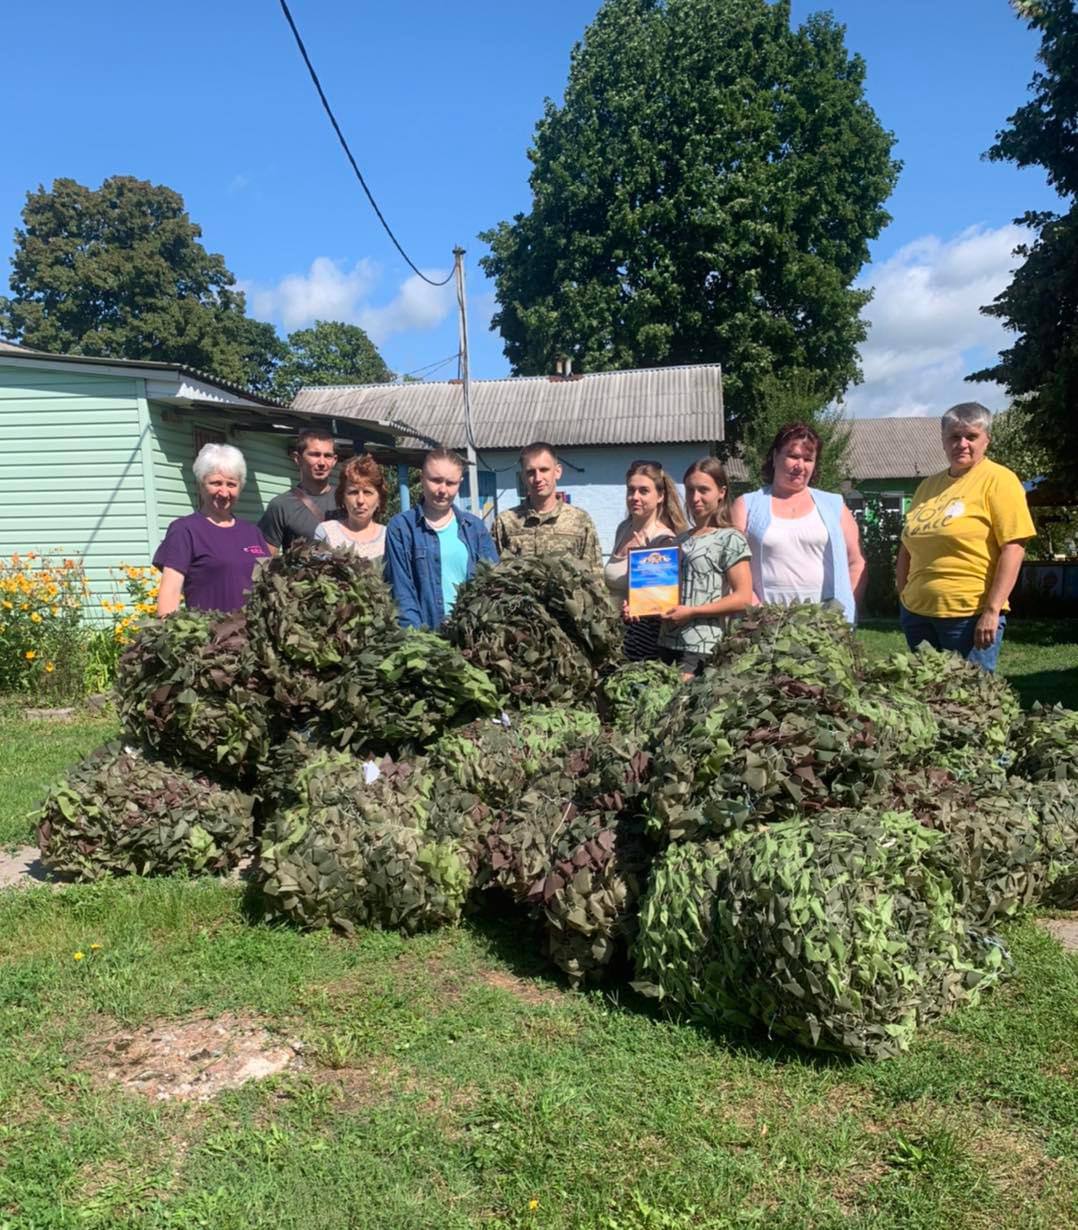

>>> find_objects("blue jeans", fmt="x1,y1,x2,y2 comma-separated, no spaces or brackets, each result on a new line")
899,604,1007,673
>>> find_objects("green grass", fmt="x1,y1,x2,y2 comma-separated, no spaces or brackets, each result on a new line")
0,701,119,847
0,879,1074,1229
856,617,1078,709
1,631,1077,1227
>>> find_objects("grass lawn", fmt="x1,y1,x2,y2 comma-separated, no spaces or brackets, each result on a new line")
0,626,1076,1228
856,617,1078,710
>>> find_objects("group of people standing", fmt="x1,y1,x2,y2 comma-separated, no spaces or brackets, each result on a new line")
152,401,1034,677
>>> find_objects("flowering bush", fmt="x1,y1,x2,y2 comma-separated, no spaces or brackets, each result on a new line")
0,552,88,697
0,554,158,699
85,565,159,693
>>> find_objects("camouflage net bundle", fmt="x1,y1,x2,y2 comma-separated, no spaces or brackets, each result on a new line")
633,811,1003,1060
476,733,653,986
1028,779,1078,907
1012,703,1078,782
912,779,1047,925
37,742,253,881
862,645,1021,776
427,707,601,808
710,601,859,697
646,670,890,842
323,629,501,756
443,556,622,705
257,755,467,934
116,609,271,782
246,541,398,710
599,661,680,736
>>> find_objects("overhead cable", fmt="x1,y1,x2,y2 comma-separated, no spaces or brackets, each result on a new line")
277,0,453,288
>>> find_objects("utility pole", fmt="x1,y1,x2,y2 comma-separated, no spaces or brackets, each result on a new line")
453,246,481,518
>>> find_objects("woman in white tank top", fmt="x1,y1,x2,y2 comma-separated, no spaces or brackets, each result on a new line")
730,423,865,617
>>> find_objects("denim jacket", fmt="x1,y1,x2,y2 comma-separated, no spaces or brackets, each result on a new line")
383,505,499,629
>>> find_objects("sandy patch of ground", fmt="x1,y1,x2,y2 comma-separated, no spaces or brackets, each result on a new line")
79,1012,303,1102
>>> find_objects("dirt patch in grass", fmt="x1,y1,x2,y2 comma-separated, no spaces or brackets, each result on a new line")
77,1012,303,1103
1036,916,1078,953
476,968,562,1006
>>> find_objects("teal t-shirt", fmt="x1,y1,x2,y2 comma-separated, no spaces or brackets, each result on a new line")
436,520,470,616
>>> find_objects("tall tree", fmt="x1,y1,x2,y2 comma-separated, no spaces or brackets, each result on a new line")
0,176,285,392
731,370,852,494
479,0,899,436
971,0,1078,480
271,319,392,403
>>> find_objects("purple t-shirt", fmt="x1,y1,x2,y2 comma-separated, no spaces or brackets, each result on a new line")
153,514,270,612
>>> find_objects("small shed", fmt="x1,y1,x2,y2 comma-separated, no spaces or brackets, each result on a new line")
292,364,725,551
0,348,396,605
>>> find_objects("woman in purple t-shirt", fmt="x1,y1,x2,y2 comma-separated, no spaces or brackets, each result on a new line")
153,443,270,615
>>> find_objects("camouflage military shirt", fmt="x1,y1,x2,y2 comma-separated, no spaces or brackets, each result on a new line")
493,500,603,570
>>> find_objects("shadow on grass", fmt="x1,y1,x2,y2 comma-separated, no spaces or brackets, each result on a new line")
1006,618,1078,648
462,899,857,1072
1009,670,1078,710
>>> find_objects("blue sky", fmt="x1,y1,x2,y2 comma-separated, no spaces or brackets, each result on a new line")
1,1,1061,415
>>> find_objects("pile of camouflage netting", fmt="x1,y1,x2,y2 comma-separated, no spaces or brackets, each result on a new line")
35,547,1078,1060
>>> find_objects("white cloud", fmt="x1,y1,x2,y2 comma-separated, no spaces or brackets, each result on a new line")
842,223,1027,419
357,272,455,345
242,257,454,341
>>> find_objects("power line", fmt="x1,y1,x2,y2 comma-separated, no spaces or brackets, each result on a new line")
402,352,459,380
277,0,453,288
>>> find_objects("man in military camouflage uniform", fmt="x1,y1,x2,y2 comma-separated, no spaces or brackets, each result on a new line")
493,442,603,570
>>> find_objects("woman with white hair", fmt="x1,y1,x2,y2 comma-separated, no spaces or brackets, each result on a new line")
153,442,270,616
895,401,1035,672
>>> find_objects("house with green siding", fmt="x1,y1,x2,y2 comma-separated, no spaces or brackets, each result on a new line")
0,346,397,608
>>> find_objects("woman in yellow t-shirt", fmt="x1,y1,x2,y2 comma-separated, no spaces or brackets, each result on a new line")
895,402,1035,672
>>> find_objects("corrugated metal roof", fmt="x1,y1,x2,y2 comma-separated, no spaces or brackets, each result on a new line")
292,363,724,449
725,416,945,484
0,347,289,408
846,416,943,480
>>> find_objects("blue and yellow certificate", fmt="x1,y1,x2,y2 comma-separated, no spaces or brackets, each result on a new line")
627,545,681,617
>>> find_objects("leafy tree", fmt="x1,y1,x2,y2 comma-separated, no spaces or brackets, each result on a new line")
0,176,284,392
479,0,899,436
990,402,1078,560
271,319,392,403
729,370,852,494
971,0,1078,481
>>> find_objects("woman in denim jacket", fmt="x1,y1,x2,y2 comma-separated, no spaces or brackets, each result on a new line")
383,448,498,629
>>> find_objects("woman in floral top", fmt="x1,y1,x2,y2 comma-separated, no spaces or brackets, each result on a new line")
658,457,753,679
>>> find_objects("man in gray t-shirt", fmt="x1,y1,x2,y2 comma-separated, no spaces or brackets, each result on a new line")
258,429,339,553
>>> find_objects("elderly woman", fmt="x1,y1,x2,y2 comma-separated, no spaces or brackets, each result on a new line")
896,402,1035,672
731,422,865,623
153,443,270,616
313,452,387,559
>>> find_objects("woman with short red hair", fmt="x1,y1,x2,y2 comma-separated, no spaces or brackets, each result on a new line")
313,453,387,560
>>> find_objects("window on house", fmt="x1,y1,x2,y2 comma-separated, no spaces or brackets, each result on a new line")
192,427,226,461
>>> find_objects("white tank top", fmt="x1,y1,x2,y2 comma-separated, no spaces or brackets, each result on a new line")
758,505,827,604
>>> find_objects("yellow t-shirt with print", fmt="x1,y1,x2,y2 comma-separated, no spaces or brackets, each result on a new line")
901,458,1035,618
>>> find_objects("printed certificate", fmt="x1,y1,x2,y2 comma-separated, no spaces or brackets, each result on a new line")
627,545,681,617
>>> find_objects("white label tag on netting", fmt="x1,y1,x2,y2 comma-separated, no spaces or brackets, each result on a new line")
363,760,382,784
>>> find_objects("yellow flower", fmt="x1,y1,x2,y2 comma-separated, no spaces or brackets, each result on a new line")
73,951,85,961
30,611,42,623
1,600,10,610
45,662,55,674
89,943,102,951
24,650,36,661
51,606,59,617
528,1200,539,1211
